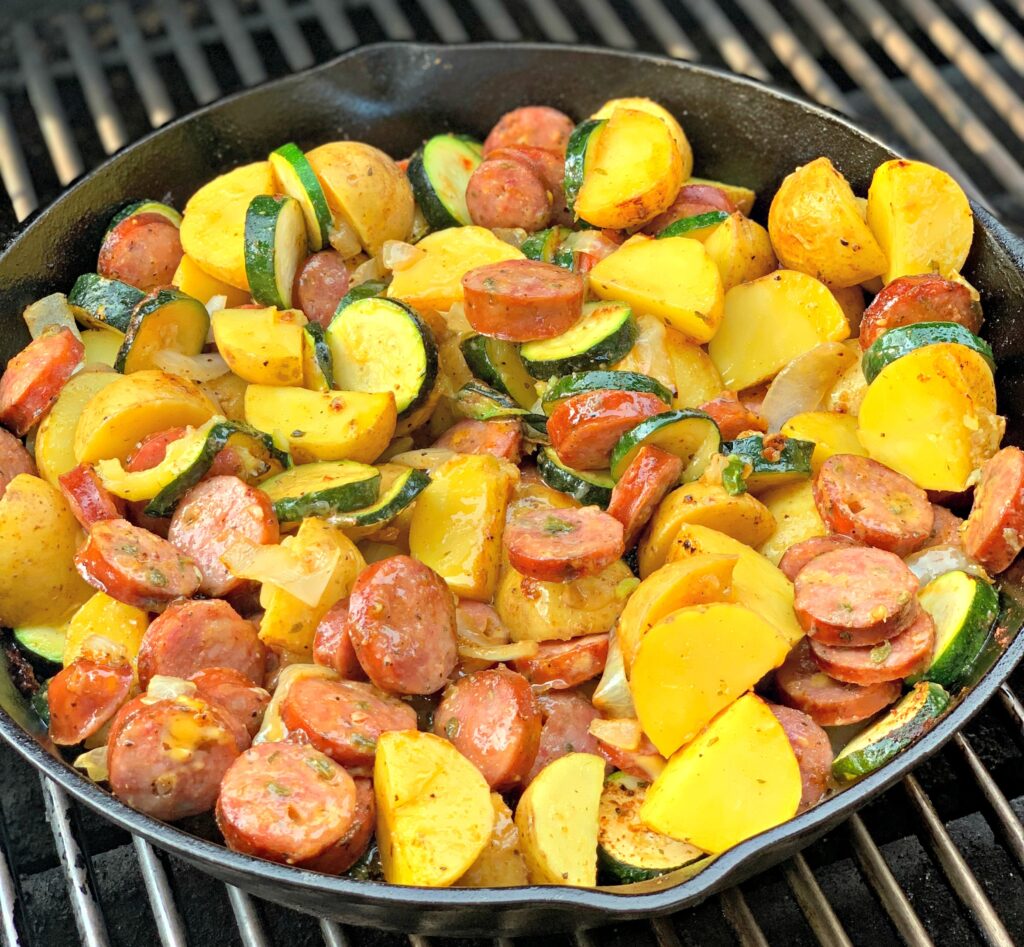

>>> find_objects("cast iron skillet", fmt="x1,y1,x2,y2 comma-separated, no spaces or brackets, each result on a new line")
1,42,1024,937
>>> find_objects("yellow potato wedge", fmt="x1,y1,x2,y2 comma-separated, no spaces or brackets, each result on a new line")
514,752,605,886
829,284,866,336
212,306,306,386
590,97,692,181
180,161,274,290
63,592,149,667
0,475,91,627
780,410,865,473
36,371,120,486
709,270,850,391
867,158,973,283
703,213,777,292
244,385,396,463
666,523,803,645
689,176,756,215
409,454,517,601
172,253,251,307
307,142,415,256
665,327,723,408
768,157,886,288
576,108,683,230
641,693,801,854
590,235,724,344
630,603,790,757
74,370,217,464
458,794,529,888
375,730,494,887
858,342,1002,491
756,480,827,566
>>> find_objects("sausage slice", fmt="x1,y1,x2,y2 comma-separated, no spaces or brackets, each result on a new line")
0,328,84,435
47,657,133,746
512,633,610,689
0,427,36,500
504,506,624,582
97,212,183,293
526,690,604,784
312,598,366,680
809,609,936,685
778,534,860,583
466,158,552,232
292,250,351,328
767,703,832,811
697,390,768,440
963,446,1024,574
859,273,981,350
548,389,666,470
189,666,270,737
433,418,523,463
606,445,683,547
482,106,575,156
58,463,125,529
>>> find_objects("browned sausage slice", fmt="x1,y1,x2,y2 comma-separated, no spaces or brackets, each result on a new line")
189,666,270,737
794,546,919,646
482,106,575,156
923,504,964,549
75,517,201,609
346,555,458,694
697,390,768,441
809,608,936,685
594,731,663,780
97,212,184,293
606,445,683,548
548,389,666,470
0,427,36,499
486,145,571,225
963,446,1024,574
137,598,266,687
279,676,418,768
858,273,981,350
47,657,133,746
216,741,358,872
433,418,523,463
778,534,860,582
813,454,933,555
108,693,246,821
774,640,901,728
334,776,377,873
312,598,366,680
512,633,609,688
767,703,833,811
526,690,604,784
462,259,584,342
466,158,552,232
0,328,84,435
168,475,280,598
58,463,125,529
433,667,541,790
292,250,351,328
504,506,625,582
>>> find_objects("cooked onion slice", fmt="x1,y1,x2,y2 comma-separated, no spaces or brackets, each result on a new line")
153,349,230,382
904,543,990,587
220,536,340,608
761,341,858,431
587,716,642,751
456,640,539,663
591,629,636,719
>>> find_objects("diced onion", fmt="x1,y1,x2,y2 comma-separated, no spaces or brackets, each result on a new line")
349,255,385,286
591,629,636,719
77,634,129,666
761,341,859,432
329,219,363,259
204,294,227,316
378,437,416,462
562,229,619,262
389,448,458,471
382,240,426,272
492,227,528,249
152,349,230,382
74,746,109,783
145,676,198,702
23,293,82,341
220,537,340,607
442,302,473,335
587,717,642,752
457,640,539,663
904,543,990,587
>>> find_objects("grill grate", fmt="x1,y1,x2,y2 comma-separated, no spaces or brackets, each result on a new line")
1,1,1024,944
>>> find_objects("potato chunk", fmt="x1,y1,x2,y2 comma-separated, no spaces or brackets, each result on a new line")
704,213,777,291
212,306,306,386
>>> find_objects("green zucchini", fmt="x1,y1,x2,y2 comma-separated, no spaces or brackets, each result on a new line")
244,194,308,309
522,413,550,445
521,226,574,270
861,322,995,384
329,467,430,528
537,447,614,507
68,273,144,333
13,625,66,668
269,142,332,250
142,421,238,517
223,422,292,482
597,772,704,884
909,570,998,691
832,681,950,781
521,301,637,379
722,434,815,493
302,323,334,392
107,200,182,231
454,381,530,421
327,296,438,417
610,410,721,482
406,134,483,230
336,279,387,315
260,461,381,522
460,335,539,409
31,681,50,728
563,119,605,214
656,210,730,240
114,288,210,374
721,454,748,496
541,370,673,415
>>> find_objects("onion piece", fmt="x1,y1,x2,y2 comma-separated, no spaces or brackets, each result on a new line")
328,219,362,259
204,294,227,316
152,349,230,382
591,629,636,719
74,746,109,783
587,717,642,751
255,664,337,745
562,229,620,263
23,293,82,341
382,240,426,272
219,536,340,608
457,639,539,663
761,341,859,432
144,675,198,702
492,227,528,249
904,543,990,587
442,302,473,336
388,448,458,471
349,255,385,286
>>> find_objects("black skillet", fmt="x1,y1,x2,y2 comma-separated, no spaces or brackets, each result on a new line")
1,43,1023,937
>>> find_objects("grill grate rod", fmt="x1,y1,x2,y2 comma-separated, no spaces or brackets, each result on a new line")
953,0,1024,77
629,0,698,60
226,884,271,947
0,826,21,947
133,836,189,947
161,0,222,105
783,854,853,947
110,1,176,128
719,885,770,946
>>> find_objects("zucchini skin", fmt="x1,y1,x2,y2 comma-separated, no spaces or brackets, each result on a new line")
270,142,332,250
407,134,483,230
262,462,382,522
537,447,614,507
520,304,637,380
460,335,538,410
303,323,335,392
861,321,995,384
597,846,670,885
609,409,721,481
541,370,673,414
723,434,814,492
334,468,431,527
114,287,210,374
68,273,144,333
107,200,182,232
454,381,528,421
563,119,605,215
244,194,305,309
335,279,387,316
656,210,730,239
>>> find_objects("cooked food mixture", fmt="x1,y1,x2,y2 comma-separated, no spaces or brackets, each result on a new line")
1,95,1017,889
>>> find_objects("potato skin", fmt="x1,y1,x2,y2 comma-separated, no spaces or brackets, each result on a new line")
590,96,693,182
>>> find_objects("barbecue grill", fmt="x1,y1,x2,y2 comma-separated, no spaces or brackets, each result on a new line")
0,2,1023,946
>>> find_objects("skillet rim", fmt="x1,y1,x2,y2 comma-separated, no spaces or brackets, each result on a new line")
1,39,1023,928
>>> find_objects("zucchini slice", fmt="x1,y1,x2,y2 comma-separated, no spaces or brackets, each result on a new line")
541,370,673,415
114,288,210,374
68,273,144,333
598,772,704,884
656,210,730,241
407,134,483,230
861,321,995,384
454,381,530,421
108,199,182,231
330,466,430,528
336,279,387,314
327,296,438,417
910,570,999,691
261,461,381,522
13,624,66,668
537,446,615,507
521,226,574,269
302,323,334,392
269,142,333,250
244,194,309,309
460,335,538,409
564,118,606,215
610,410,721,482
522,413,550,446
722,434,815,493
521,301,636,379
832,681,950,781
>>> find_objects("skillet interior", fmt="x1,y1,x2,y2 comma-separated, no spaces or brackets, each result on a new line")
0,42,1023,936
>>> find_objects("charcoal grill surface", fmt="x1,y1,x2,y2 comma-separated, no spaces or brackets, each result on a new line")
0,2,1024,945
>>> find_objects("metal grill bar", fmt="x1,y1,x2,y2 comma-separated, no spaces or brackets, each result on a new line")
259,0,316,71
577,0,636,49
161,0,222,105
952,0,1024,78
110,1,177,128
0,95,37,221
208,0,268,86
226,884,271,947
0,827,21,947
467,0,522,42
954,733,1024,870
629,0,698,60
719,886,770,946
308,0,359,51
687,0,771,80
133,837,188,947
521,0,578,43
783,854,853,947
366,0,416,40
416,0,470,43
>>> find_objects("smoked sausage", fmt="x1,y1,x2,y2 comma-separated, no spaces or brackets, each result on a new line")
526,690,604,784
312,598,366,680
778,534,860,582
0,328,84,435
292,250,351,328
504,506,624,582
482,106,575,156
962,446,1024,573
606,445,683,547
433,419,523,463
767,703,832,811
97,212,183,293
697,390,768,441
58,463,125,529
466,157,552,232
548,389,665,470
47,657,133,746
189,666,270,737
0,427,36,499
512,633,609,688
859,273,981,350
